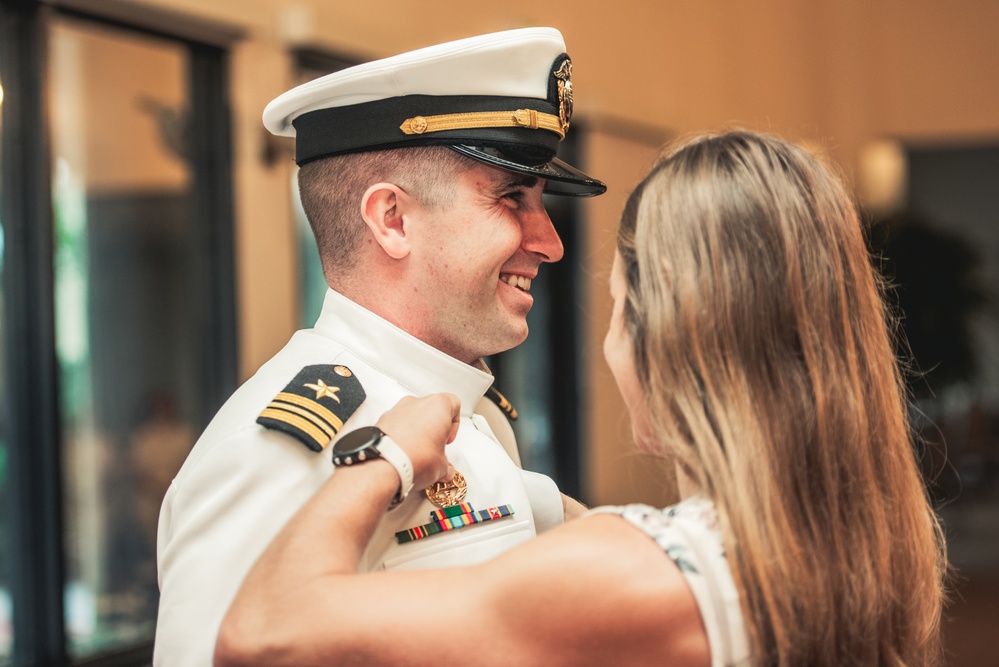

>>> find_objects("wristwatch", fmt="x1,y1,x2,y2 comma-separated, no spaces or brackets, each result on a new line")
331,426,414,509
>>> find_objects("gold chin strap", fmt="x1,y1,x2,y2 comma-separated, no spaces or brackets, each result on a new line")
400,109,566,138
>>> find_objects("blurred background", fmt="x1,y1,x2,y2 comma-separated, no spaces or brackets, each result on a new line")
0,0,996,664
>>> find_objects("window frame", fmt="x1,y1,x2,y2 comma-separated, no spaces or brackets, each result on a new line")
1,1,65,663
0,1,240,664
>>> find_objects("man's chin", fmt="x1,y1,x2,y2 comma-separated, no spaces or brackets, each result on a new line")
478,322,530,360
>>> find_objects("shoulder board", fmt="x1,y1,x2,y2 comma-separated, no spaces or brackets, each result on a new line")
257,364,366,452
486,385,518,421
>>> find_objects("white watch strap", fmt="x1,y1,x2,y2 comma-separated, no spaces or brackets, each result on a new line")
376,434,414,510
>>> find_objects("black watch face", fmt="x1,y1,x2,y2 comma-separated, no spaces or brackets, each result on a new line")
332,425,383,464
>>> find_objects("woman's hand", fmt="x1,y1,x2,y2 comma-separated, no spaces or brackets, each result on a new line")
376,393,460,491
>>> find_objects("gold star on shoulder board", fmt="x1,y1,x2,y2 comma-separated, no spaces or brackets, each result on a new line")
304,379,341,403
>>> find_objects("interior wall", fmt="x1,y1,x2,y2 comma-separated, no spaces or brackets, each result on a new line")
228,38,298,382
579,127,676,506
113,0,999,505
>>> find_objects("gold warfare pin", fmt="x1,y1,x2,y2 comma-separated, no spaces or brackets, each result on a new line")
424,470,468,508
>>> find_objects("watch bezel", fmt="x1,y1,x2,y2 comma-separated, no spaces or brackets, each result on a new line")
331,425,384,465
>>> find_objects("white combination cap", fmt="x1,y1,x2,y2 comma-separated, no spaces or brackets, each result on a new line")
262,27,605,197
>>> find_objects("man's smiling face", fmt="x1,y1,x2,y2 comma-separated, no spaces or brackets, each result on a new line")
405,161,564,364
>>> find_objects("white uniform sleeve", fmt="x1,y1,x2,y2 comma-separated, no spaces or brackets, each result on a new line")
154,427,330,666
518,469,564,533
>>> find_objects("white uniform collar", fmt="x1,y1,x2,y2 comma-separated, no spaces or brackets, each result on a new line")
312,289,493,417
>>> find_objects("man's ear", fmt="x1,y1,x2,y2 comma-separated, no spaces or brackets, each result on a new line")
360,183,413,260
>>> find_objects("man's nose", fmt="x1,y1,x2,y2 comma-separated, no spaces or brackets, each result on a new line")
522,207,565,263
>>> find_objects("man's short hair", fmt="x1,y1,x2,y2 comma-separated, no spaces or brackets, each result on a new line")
298,146,474,283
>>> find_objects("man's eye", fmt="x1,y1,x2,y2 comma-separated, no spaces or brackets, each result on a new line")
501,190,525,205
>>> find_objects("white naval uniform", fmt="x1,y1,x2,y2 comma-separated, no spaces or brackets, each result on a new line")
153,289,563,666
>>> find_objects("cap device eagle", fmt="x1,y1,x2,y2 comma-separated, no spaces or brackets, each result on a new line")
262,27,606,197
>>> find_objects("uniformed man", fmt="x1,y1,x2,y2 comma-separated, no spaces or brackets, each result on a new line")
154,27,605,665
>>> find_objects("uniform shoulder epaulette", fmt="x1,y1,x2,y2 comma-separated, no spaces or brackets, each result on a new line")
487,385,518,421
257,364,366,452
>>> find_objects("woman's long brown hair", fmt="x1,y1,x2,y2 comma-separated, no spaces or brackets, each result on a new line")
618,131,946,665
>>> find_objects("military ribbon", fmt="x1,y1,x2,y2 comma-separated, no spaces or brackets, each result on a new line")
395,504,514,544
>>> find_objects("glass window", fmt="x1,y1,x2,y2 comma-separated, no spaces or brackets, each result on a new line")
48,17,198,657
292,53,359,328
493,193,579,482
497,265,555,476
292,172,326,327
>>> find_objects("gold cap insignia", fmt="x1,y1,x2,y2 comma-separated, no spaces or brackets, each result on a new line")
554,59,573,134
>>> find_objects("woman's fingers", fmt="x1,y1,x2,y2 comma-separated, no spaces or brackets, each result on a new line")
376,393,461,489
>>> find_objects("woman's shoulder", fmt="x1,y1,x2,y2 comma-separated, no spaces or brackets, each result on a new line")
590,496,724,568
591,495,719,539
477,503,711,667
589,496,752,667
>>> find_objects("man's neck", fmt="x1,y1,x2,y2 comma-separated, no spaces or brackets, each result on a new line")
329,285,480,366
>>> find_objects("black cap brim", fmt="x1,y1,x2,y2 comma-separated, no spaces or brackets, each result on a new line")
450,145,607,197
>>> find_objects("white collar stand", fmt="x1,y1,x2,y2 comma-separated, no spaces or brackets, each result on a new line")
312,289,493,417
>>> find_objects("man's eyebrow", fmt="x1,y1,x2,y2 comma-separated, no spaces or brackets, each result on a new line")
490,173,541,193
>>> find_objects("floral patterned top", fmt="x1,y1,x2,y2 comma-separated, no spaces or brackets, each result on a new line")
590,496,752,666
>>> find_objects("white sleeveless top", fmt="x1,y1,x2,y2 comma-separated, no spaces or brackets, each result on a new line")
591,496,753,666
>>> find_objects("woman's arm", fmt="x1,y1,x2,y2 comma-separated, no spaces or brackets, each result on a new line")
214,394,458,665
215,395,709,667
